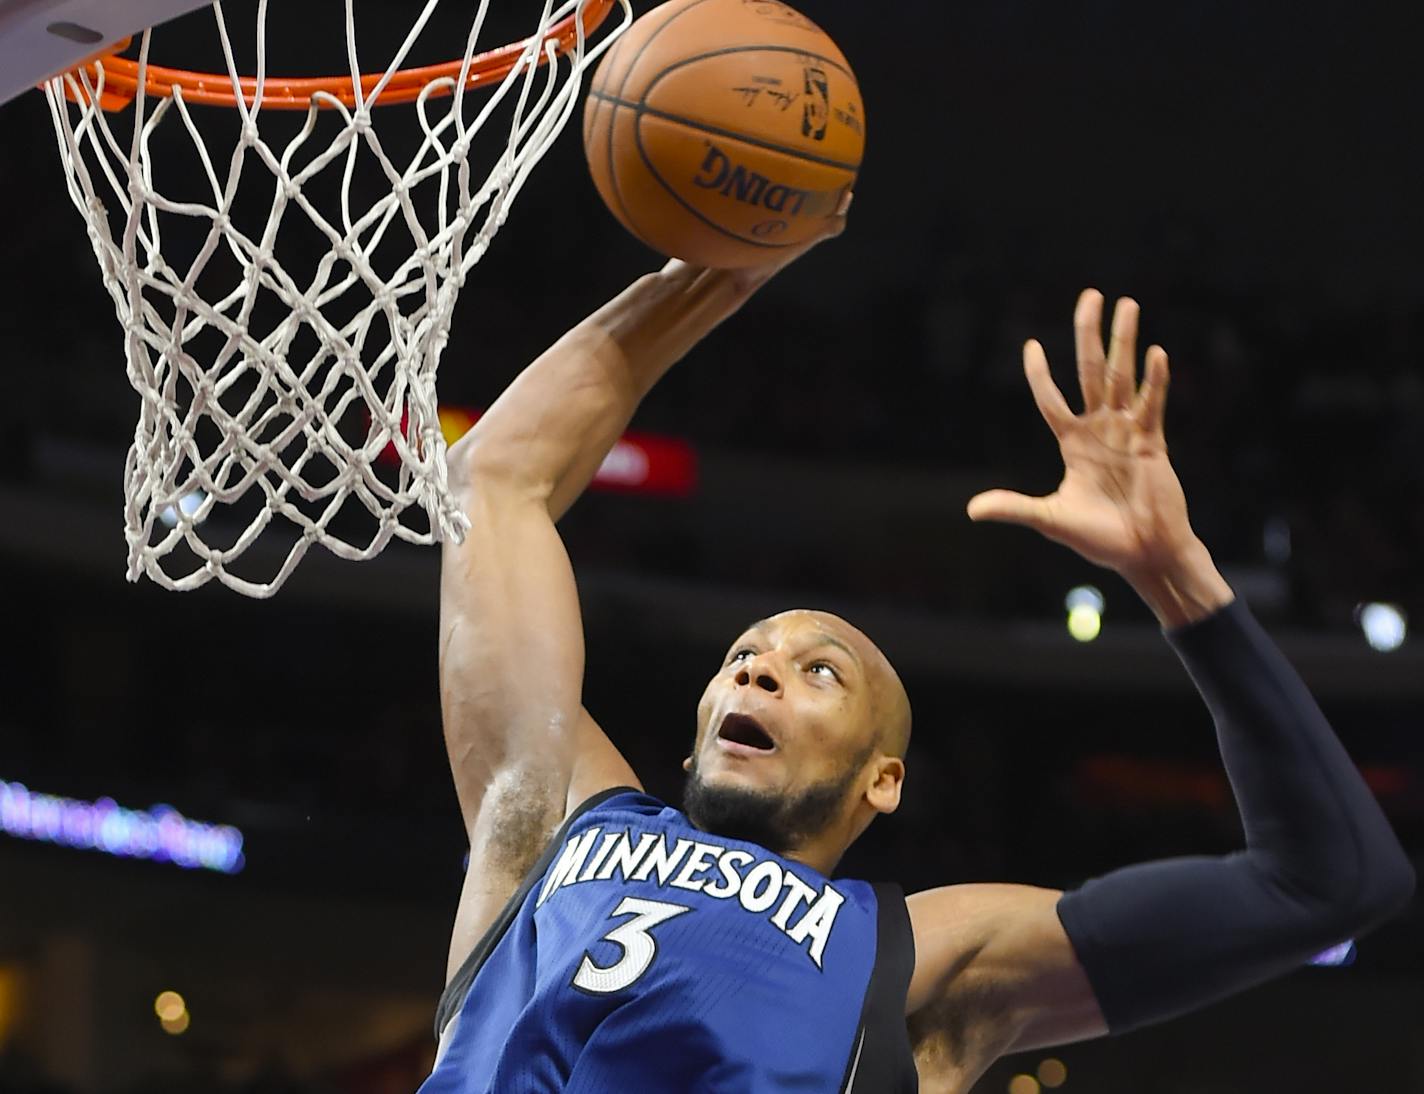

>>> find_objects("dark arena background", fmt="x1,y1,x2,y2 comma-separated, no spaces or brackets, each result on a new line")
1,1,1421,1091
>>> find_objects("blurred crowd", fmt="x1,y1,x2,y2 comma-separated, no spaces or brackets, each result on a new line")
661,262,1424,626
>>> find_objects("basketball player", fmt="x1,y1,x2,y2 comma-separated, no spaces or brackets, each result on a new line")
419,212,1414,1092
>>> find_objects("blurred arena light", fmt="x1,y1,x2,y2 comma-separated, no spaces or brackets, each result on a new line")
1065,586,1105,643
158,489,208,529
1037,1058,1068,1087
154,991,186,1023
1357,603,1407,652
160,1009,190,1036
1008,1076,1041,1094
0,778,245,874
0,965,17,1050
1308,940,1357,967
380,405,699,496
1263,515,1292,564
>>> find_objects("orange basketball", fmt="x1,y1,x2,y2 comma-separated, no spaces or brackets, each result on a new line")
583,0,865,268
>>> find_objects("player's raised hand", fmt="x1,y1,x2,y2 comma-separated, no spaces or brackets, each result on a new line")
967,290,1199,576
659,189,852,300
573,193,852,429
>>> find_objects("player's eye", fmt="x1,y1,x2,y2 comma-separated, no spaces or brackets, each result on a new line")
729,648,755,665
809,661,839,681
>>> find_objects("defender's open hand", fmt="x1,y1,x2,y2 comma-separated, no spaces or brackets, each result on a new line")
967,290,1199,576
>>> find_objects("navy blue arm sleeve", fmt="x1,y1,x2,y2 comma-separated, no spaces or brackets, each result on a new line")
1055,598,1415,1035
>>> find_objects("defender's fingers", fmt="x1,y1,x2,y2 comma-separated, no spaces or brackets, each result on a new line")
1024,340,1074,435
1073,289,1107,413
1136,346,1170,433
967,489,1054,532
1106,297,1140,410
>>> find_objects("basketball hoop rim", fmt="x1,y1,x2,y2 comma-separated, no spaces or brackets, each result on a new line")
60,0,617,112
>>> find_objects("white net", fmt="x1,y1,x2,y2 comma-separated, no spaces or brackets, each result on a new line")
43,0,629,597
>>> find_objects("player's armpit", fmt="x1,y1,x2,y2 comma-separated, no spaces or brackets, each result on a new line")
905,884,1107,1065
442,715,638,985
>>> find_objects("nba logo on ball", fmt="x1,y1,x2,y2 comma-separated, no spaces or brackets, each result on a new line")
801,67,829,140
584,0,865,268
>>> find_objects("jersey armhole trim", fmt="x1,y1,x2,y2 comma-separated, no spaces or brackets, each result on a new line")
433,785,640,1040
838,881,919,1093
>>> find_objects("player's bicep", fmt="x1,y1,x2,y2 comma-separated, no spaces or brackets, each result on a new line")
906,884,1107,1065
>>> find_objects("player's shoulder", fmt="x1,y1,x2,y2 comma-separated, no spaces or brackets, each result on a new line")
566,785,672,828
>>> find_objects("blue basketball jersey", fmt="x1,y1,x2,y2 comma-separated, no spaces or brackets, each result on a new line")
423,788,917,1092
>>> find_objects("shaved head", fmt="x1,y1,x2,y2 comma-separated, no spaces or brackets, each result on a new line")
757,609,913,758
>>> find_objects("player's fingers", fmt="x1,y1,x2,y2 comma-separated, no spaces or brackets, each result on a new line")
1024,340,1074,436
1106,297,1140,410
800,189,852,246
1073,289,1106,413
1136,345,1171,434
967,489,1054,532
724,217,841,291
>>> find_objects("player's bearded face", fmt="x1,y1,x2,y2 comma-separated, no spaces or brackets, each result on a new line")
683,747,870,854
683,613,878,854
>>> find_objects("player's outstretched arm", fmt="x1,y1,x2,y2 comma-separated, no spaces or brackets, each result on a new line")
438,213,848,983
903,292,1415,1088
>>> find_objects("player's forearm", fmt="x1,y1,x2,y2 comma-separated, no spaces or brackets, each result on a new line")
460,262,767,519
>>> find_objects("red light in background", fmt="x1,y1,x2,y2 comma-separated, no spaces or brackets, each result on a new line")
1076,755,1417,814
594,431,697,496
379,405,698,497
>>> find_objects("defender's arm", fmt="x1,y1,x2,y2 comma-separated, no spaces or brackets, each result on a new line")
906,575,1413,1083
904,294,1412,1087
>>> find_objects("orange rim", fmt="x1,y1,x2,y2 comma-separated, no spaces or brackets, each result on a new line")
61,0,616,112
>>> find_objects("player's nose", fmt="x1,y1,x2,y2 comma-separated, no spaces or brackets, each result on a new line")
734,657,782,697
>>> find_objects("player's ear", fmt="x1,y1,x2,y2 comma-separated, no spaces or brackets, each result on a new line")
865,755,904,816
682,756,693,772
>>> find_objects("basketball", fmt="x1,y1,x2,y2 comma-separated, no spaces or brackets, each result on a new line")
583,0,865,268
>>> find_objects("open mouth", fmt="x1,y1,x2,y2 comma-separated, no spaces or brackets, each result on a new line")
717,713,776,752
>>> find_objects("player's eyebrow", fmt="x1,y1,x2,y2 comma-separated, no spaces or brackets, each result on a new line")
727,628,768,654
806,633,861,671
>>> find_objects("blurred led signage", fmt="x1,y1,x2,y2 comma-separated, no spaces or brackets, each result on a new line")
0,778,244,875
378,406,698,497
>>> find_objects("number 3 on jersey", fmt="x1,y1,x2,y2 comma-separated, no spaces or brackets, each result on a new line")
572,897,692,994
